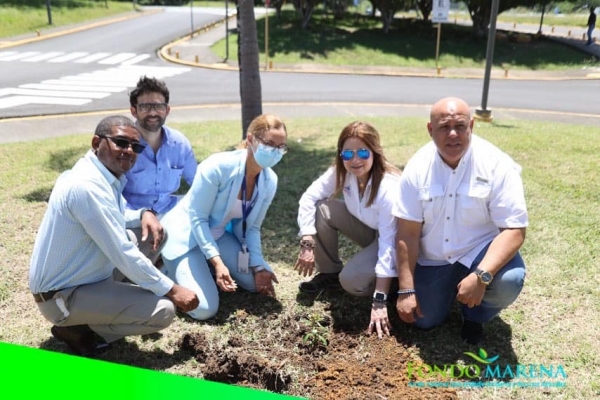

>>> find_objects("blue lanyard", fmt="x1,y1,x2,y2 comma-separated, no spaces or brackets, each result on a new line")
241,173,259,241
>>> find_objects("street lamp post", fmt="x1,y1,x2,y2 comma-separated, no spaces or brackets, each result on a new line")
475,0,500,122
190,0,195,36
46,0,53,25
225,0,229,61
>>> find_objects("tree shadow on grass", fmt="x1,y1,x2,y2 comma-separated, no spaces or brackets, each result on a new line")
257,10,596,69
20,146,87,203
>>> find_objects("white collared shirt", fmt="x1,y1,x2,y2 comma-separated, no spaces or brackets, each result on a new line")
393,135,528,268
298,167,400,278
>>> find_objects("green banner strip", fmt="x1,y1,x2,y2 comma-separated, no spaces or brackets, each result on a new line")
0,342,299,399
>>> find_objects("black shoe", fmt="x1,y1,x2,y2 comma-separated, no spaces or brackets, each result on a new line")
298,273,340,294
461,320,484,345
51,325,110,357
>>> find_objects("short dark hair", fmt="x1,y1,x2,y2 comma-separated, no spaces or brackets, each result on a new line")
129,76,170,107
95,115,137,137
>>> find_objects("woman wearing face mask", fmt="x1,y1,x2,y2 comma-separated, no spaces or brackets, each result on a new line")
295,121,400,338
160,114,288,321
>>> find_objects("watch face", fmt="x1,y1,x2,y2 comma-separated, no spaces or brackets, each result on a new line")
374,292,386,301
480,271,493,284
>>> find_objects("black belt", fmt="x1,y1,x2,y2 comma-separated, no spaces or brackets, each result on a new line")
32,290,60,303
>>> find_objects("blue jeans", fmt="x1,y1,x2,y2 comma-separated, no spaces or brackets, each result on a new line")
413,243,525,329
587,24,595,44
163,232,256,321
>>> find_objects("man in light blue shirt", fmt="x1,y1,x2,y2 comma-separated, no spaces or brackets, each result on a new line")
29,115,199,357
125,76,197,217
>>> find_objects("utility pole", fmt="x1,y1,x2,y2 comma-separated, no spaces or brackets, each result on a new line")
474,0,500,122
225,0,229,61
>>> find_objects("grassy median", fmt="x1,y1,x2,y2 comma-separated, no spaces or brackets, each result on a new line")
0,116,597,399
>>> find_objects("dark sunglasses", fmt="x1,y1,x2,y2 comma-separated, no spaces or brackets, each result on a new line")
340,148,371,161
98,135,146,154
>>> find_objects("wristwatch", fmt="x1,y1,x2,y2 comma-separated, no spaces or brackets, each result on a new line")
474,269,493,285
372,291,388,303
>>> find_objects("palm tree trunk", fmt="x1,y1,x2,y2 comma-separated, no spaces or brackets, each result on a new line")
237,0,263,139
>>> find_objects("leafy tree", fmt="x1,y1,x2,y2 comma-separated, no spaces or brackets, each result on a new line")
416,0,432,21
237,0,262,137
373,0,408,32
293,0,321,28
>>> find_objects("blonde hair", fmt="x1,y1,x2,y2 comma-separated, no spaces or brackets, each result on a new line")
238,114,287,149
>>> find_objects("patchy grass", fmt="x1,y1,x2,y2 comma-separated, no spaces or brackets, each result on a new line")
212,10,597,70
0,117,598,398
0,0,134,38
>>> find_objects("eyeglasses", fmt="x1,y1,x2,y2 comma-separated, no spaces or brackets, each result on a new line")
340,148,371,161
254,136,288,155
97,135,146,154
136,103,168,113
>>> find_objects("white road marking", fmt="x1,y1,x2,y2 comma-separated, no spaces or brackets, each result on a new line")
98,53,137,64
22,52,65,62
74,52,112,63
0,51,40,61
20,83,127,92
48,52,89,63
0,96,91,108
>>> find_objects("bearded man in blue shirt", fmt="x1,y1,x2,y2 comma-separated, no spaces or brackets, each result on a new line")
29,116,199,357
125,76,197,218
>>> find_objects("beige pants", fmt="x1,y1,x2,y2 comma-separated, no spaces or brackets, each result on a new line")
314,199,378,297
37,230,174,343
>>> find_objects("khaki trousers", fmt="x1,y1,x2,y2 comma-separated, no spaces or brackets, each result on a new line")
37,230,174,343
314,199,378,297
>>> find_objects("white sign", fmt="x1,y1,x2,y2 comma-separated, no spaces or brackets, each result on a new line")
432,0,450,23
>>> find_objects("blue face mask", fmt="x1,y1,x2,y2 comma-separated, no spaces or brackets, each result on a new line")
252,142,284,169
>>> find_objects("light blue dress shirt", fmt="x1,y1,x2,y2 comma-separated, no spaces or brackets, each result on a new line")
29,150,174,296
123,125,197,214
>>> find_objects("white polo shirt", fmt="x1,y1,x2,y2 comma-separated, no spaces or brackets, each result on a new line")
393,135,528,268
298,166,401,278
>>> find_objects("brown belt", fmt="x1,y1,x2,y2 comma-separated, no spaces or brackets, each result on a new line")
32,290,60,303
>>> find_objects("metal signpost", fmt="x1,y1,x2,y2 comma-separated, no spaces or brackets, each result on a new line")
265,0,270,70
474,0,500,122
431,0,450,75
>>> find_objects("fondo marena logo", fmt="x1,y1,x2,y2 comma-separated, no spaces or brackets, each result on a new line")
407,348,567,388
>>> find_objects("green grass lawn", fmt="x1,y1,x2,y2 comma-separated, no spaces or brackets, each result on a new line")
0,0,133,38
213,10,597,70
0,116,598,399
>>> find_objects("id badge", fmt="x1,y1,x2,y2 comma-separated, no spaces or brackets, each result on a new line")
238,248,250,274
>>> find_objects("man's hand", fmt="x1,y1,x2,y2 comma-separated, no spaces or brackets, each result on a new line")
456,273,486,308
215,265,237,292
166,284,199,312
254,270,279,297
368,302,391,339
294,247,315,277
141,210,163,251
396,293,423,324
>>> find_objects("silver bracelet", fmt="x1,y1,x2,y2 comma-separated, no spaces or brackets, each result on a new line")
397,289,416,295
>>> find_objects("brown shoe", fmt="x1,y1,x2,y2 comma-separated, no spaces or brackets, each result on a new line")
51,325,110,357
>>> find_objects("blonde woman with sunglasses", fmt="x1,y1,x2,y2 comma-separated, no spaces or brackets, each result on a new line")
295,121,401,339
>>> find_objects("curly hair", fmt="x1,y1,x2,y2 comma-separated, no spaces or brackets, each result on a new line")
129,76,170,107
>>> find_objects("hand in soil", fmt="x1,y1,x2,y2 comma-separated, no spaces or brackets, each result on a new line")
215,266,237,292
294,247,315,277
254,270,278,297
368,302,391,339
395,293,423,323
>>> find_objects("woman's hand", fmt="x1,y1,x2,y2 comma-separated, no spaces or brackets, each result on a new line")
368,302,392,339
294,247,315,277
214,265,237,292
254,270,279,297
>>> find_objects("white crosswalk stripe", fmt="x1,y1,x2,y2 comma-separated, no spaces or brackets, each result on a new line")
0,64,191,110
22,52,65,62
48,52,89,63
0,51,152,65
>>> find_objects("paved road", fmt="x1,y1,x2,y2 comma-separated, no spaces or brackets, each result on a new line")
0,7,599,143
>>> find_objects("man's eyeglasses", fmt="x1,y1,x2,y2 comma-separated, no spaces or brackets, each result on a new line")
254,136,288,155
340,148,371,161
97,135,146,154
136,103,168,113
